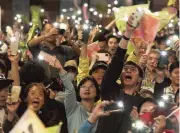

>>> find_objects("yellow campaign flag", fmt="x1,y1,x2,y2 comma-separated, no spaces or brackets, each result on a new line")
167,0,176,6
46,122,63,133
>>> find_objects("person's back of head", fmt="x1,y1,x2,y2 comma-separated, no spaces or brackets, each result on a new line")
20,60,47,85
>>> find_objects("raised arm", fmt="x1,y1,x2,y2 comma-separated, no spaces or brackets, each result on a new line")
28,28,58,47
49,58,78,116
7,50,20,86
101,15,136,100
77,43,90,85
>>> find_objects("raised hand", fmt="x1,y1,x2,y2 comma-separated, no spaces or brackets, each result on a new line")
88,101,111,124
7,49,19,63
45,28,59,38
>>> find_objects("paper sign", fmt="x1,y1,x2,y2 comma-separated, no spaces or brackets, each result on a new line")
87,41,100,58
10,109,46,133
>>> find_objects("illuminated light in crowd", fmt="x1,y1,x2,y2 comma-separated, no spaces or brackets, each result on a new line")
72,15,76,20
158,101,165,107
62,9,67,12
172,35,179,41
108,4,111,7
53,22,59,28
29,22,33,26
117,31,122,36
10,37,16,42
124,16,129,22
75,20,79,24
60,15,64,18
17,19,22,23
107,9,111,14
78,17,82,21
178,22,180,26
168,23,173,28
114,0,118,5
134,121,145,130
113,32,117,36
166,39,171,45
113,7,119,13
99,30,102,32
154,12,159,16
83,23,89,30
16,14,21,18
75,25,78,29
170,19,174,23
161,51,167,56
14,17,17,20
117,101,124,108
18,49,21,53
0,41,2,45
84,3,88,7
38,55,44,60
89,8,94,12
85,20,89,24
67,16,70,20
93,11,98,16
69,8,73,11
40,9,45,13
99,14,103,18
137,7,142,12
98,25,102,28
20,26,24,30
162,95,169,101
77,10,82,15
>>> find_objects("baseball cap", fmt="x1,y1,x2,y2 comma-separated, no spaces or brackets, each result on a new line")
89,61,108,75
0,74,13,89
123,61,144,78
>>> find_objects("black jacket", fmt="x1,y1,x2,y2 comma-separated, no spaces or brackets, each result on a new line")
96,47,144,133
17,99,68,133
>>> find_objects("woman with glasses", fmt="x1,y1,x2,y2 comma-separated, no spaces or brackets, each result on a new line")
50,58,100,133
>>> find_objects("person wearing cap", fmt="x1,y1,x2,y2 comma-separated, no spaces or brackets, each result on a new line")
95,14,144,133
77,43,108,86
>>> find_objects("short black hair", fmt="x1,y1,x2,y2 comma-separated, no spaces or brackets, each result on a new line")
137,98,157,113
107,35,120,43
20,61,47,84
169,61,179,74
93,33,106,42
77,76,100,102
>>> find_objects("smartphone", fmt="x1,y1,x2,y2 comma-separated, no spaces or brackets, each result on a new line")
10,86,21,103
38,51,55,63
96,53,110,62
10,36,19,55
104,101,124,112
131,8,145,27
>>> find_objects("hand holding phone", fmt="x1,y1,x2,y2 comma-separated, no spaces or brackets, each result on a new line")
38,51,56,64
104,101,124,113
10,86,21,103
10,36,19,55
96,53,110,62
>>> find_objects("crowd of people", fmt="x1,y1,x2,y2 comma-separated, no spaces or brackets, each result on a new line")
0,3,179,133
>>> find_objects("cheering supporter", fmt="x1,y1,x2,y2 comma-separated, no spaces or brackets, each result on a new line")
95,14,145,133
163,61,179,97
28,23,79,79
77,42,108,86
0,1,179,133
49,57,100,133
107,35,120,55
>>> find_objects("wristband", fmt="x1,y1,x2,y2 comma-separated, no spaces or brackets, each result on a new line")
122,35,130,41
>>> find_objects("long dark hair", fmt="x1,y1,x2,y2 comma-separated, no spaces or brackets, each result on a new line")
77,76,100,102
